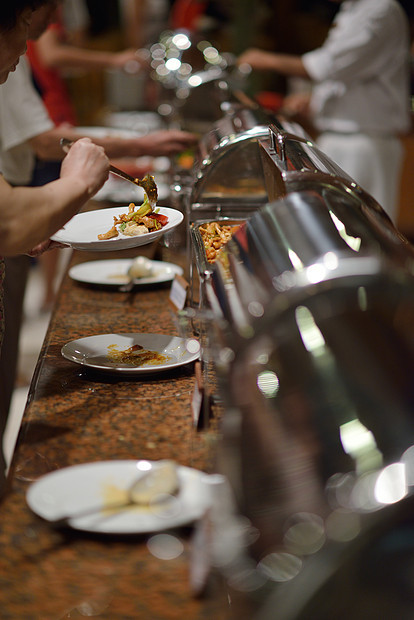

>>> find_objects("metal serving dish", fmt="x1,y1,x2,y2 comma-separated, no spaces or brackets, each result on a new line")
196,185,414,345
188,108,317,211
181,102,271,216
186,102,414,618
193,135,414,617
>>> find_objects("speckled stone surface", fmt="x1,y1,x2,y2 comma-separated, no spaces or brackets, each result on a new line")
0,241,228,619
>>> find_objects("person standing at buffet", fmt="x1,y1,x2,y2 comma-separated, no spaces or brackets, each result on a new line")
0,0,111,494
0,0,197,458
237,0,412,222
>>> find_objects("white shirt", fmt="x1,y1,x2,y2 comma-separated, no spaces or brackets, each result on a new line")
302,0,411,135
0,58,53,185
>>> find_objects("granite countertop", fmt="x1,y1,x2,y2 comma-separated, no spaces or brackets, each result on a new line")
0,241,227,619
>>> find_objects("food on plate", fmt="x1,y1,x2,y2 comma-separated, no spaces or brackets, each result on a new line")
98,174,167,240
199,221,242,263
129,460,179,504
102,460,180,509
106,343,170,367
128,256,154,279
98,203,169,240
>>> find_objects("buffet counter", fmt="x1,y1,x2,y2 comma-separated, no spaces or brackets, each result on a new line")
0,237,226,618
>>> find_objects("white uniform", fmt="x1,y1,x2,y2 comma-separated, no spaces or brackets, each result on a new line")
0,58,54,442
0,57,53,185
302,0,411,220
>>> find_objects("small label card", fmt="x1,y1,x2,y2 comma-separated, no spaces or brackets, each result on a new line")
169,274,189,312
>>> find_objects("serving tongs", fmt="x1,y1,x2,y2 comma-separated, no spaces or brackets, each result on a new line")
60,138,158,207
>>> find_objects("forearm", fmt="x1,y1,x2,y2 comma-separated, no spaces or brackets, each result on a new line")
31,128,196,162
30,129,142,161
273,54,309,78
0,176,90,255
238,49,309,78
39,44,120,71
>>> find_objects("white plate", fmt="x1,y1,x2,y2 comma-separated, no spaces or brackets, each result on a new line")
51,206,183,251
61,333,200,374
26,460,211,533
69,259,183,287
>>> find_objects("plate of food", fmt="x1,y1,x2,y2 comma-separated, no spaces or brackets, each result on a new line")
26,459,211,533
68,257,183,288
61,333,200,374
51,203,183,251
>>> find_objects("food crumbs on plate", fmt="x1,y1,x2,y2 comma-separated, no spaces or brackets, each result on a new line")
101,483,150,514
107,274,130,282
107,344,170,366
101,462,179,514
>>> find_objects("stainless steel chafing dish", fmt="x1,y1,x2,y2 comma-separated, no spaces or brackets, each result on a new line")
198,187,414,340
190,123,414,616
174,102,275,221
190,117,414,315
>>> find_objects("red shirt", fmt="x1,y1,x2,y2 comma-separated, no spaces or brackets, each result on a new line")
26,22,77,127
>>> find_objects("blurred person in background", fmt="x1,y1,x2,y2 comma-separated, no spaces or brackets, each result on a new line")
0,0,196,454
237,0,412,223
0,0,110,493
118,0,170,49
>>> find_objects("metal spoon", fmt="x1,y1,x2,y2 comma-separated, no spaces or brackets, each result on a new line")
47,460,179,528
60,138,158,207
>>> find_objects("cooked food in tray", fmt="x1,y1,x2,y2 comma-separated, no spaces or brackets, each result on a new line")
199,221,243,263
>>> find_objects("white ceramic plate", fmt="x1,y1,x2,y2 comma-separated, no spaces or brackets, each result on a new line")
26,460,211,533
61,333,200,374
51,206,183,251
68,259,183,288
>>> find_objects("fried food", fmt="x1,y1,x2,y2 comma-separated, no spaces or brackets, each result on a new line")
97,175,167,240
97,201,168,241
199,221,242,263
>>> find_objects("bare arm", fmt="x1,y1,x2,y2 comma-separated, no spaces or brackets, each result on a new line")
34,26,143,72
0,138,109,256
237,48,309,79
29,127,198,161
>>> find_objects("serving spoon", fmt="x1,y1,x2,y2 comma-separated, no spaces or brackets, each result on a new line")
47,460,179,528
60,138,158,207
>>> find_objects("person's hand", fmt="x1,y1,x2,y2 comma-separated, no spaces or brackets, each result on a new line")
237,48,276,71
60,138,109,196
136,130,198,157
27,240,64,257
